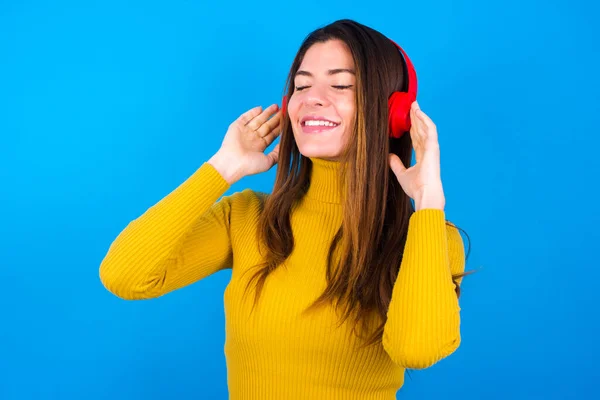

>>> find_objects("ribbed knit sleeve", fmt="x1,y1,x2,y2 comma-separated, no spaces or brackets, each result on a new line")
99,162,235,300
382,208,466,370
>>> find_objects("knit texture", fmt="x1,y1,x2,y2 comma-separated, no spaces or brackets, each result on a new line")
99,157,466,399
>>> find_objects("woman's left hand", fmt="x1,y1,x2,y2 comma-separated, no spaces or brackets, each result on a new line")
388,101,445,210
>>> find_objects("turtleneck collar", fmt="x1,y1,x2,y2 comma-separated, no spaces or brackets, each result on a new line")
304,157,344,205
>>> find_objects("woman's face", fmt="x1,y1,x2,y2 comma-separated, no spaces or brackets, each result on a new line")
287,39,356,161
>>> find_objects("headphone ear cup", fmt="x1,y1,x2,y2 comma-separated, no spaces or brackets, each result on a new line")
388,92,415,138
281,95,287,116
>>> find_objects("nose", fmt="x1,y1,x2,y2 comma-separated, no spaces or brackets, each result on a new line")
303,84,330,108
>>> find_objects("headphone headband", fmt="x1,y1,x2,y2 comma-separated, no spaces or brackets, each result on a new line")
388,39,418,100
387,39,418,138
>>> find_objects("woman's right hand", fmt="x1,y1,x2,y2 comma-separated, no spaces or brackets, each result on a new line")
208,104,282,184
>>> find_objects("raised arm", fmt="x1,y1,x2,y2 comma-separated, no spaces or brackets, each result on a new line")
99,103,283,300
99,162,235,299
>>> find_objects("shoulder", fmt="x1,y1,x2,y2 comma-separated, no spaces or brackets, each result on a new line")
224,188,268,206
217,188,269,219
408,209,466,262
445,220,466,276
445,220,460,239
445,220,465,254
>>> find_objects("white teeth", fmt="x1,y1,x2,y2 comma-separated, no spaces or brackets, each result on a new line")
304,120,339,127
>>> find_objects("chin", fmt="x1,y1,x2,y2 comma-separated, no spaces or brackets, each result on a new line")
293,134,345,161
297,145,341,161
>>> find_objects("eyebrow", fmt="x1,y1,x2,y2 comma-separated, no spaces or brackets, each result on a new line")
295,68,355,77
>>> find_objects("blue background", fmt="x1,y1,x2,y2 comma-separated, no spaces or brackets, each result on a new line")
1,0,598,399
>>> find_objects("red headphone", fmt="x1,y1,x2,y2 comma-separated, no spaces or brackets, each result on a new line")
282,38,417,139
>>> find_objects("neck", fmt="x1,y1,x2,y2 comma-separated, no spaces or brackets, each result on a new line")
305,157,343,205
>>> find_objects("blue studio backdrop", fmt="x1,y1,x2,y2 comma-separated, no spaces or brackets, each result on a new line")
1,1,598,399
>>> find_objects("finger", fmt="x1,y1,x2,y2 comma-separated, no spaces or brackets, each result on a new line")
409,107,421,145
266,143,280,167
411,100,420,116
413,101,436,139
414,107,428,143
247,103,279,131
410,108,426,163
262,120,282,146
415,110,428,141
415,109,438,141
256,109,281,138
236,106,263,126
388,153,406,177
411,101,424,136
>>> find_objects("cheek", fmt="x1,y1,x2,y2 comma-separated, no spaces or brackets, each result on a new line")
286,95,301,121
339,96,355,116
339,98,356,131
286,97,302,138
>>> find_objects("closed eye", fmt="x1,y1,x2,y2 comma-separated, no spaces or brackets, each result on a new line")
294,85,354,91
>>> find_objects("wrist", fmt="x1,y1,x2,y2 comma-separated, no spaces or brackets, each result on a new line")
414,186,446,211
207,151,244,185
415,200,445,211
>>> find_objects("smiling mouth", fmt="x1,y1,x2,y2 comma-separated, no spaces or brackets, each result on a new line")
301,120,340,128
300,121,341,133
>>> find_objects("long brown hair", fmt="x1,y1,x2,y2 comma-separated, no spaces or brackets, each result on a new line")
242,19,472,348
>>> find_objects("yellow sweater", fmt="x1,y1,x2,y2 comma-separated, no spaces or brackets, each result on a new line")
99,157,466,399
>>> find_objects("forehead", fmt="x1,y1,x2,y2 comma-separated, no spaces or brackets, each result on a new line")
299,39,354,71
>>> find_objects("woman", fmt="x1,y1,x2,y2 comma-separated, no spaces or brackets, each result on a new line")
100,18,471,399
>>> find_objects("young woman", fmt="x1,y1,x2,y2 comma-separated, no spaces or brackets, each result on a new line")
100,18,471,400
